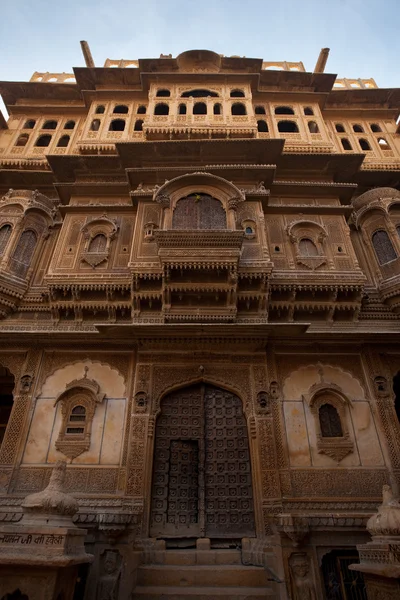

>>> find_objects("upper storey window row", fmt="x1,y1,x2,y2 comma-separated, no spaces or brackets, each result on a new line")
154,102,246,116
20,119,76,131
94,104,147,114
154,88,246,98
335,122,384,134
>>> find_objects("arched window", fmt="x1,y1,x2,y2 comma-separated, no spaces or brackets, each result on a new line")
193,102,207,115
257,120,268,133
372,230,397,265
359,138,371,151
23,119,36,129
397,225,400,239
370,123,382,133
213,103,222,115
64,120,75,129
90,119,100,131
109,119,125,131
57,135,70,147
0,588,28,600
113,105,128,114
15,134,29,147
10,230,37,278
255,106,266,115
95,105,105,114
308,121,319,134
156,89,170,97
353,124,364,133
134,119,143,131
341,138,352,150
137,105,146,114
178,104,187,115
319,404,343,437
392,372,400,424
0,224,12,255
35,134,51,147
299,238,318,257
378,137,390,148
304,107,314,116
65,405,87,435
88,234,107,253
42,120,58,130
154,104,169,116
335,123,345,132
230,90,245,97
275,106,295,115
278,120,299,133
172,194,226,230
231,103,246,116
181,89,218,98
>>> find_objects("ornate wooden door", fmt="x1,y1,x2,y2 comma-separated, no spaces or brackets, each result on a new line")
150,384,255,538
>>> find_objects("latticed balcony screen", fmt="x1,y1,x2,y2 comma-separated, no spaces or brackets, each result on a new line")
372,230,397,265
172,194,226,230
9,230,37,278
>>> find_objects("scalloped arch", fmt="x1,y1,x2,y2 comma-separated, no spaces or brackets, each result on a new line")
283,363,366,401
39,360,126,398
153,172,245,204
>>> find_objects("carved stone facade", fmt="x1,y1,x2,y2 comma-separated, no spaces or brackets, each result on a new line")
0,47,399,599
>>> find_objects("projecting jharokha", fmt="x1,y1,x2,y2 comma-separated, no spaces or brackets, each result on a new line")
0,43,399,599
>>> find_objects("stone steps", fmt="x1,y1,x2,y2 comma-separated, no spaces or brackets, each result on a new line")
132,584,275,599
138,564,270,587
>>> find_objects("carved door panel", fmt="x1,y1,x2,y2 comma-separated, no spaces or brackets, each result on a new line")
204,386,255,537
150,384,255,538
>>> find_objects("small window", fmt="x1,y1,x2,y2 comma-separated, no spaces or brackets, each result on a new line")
134,119,143,131
109,119,125,131
353,124,364,133
156,89,170,97
64,120,75,129
0,224,12,256
193,102,207,115
278,120,299,133
35,134,52,147
15,133,29,147
245,226,254,235
137,105,146,114
88,234,107,252
319,404,343,437
335,123,345,132
255,106,266,115
359,138,371,151
341,138,352,151
397,225,400,239
178,104,187,115
372,230,397,265
257,120,268,133
308,121,319,134
113,105,129,114
231,103,246,116
95,105,105,114
23,119,36,129
275,106,295,115
66,405,86,435
299,238,318,257
378,137,390,148
90,119,101,131
42,120,58,130
230,90,245,97
213,103,222,115
57,135,70,147
154,104,169,116
370,123,382,133
181,89,218,98
304,107,314,116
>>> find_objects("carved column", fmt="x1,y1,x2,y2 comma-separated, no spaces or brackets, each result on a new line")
0,346,42,492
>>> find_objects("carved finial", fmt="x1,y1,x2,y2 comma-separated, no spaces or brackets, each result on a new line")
83,366,89,378
199,365,205,375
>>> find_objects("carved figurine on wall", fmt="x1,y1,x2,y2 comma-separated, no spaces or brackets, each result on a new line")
96,549,122,600
289,553,316,600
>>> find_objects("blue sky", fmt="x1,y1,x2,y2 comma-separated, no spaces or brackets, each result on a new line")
0,0,398,116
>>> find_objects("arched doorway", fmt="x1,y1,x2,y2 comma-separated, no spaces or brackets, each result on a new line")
0,366,15,448
150,384,255,539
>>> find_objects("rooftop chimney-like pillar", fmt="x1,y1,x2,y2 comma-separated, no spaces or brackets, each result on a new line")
313,48,330,73
80,40,95,68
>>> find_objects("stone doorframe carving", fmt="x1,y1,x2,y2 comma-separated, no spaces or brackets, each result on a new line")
133,363,265,539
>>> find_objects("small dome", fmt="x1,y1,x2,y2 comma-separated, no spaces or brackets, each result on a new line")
353,187,400,211
176,50,222,72
367,485,400,538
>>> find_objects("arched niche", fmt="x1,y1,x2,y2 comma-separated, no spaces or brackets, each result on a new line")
283,363,366,401
153,172,245,230
39,360,126,398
